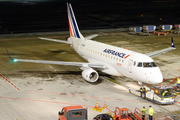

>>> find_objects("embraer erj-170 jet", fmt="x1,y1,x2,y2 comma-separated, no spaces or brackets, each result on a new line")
8,3,176,84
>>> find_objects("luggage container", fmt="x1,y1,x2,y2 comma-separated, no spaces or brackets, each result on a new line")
129,27,142,34
174,24,180,28
129,27,135,31
161,25,173,31
143,25,156,32
135,27,142,33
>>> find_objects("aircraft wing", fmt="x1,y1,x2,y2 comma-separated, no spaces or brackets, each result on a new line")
12,59,105,69
38,37,71,44
5,48,105,69
146,37,176,57
85,34,98,40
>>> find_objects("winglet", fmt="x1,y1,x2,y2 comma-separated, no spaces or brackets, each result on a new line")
171,37,175,48
5,48,17,62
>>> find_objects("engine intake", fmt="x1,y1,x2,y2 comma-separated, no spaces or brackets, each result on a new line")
82,68,99,83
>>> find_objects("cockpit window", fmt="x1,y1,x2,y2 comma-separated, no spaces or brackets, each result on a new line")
137,62,157,67
143,62,152,67
137,62,142,67
143,62,157,67
151,62,157,67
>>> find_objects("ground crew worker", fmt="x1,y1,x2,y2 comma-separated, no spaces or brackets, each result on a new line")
141,106,146,120
148,106,154,120
162,90,168,97
177,77,180,90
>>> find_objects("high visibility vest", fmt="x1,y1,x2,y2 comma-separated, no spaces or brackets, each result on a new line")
148,107,154,116
162,91,168,96
177,78,180,84
141,108,146,115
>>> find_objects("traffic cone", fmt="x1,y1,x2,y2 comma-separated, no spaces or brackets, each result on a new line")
103,101,107,109
95,100,99,109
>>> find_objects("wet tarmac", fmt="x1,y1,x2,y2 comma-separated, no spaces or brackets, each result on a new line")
0,30,180,119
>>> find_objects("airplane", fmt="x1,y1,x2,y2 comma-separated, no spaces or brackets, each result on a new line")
7,3,176,84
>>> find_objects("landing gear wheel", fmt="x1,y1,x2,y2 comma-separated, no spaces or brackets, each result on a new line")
141,92,146,99
129,89,131,93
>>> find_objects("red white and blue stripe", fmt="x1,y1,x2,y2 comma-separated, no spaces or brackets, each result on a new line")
67,3,84,39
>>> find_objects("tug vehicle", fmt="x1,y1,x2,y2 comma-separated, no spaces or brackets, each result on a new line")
154,31,168,36
129,85,175,104
58,106,87,120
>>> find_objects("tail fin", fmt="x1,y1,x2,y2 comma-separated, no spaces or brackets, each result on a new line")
67,3,84,39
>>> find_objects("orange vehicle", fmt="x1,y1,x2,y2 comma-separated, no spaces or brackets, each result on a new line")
115,107,144,120
58,106,87,120
154,31,168,36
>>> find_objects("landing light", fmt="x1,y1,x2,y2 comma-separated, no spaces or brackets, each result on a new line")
13,59,17,62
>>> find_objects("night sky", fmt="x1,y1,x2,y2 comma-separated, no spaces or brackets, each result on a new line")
0,0,180,34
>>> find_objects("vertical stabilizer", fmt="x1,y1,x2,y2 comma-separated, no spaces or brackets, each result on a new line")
67,3,84,39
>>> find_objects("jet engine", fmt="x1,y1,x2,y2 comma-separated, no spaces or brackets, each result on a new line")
82,68,99,83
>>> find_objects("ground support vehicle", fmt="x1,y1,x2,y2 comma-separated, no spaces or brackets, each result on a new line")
174,29,180,34
93,114,113,120
138,32,150,36
58,106,87,120
154,31,168,36
129,85,175,105
129,32,136,35
114,107,143,120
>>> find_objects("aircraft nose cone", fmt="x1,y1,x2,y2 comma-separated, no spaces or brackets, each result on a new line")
151,68,163,84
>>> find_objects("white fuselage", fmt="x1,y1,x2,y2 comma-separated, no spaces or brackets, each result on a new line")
68,37,163,84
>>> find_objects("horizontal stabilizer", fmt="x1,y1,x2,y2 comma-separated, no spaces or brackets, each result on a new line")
85,34,98,40
38,37,71,44
146,37,176,57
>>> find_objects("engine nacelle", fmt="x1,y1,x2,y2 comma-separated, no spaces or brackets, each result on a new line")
82,68,99,83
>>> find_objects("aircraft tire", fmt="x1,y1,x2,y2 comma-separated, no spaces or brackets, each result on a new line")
129,89,131,93
141,92,146,99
